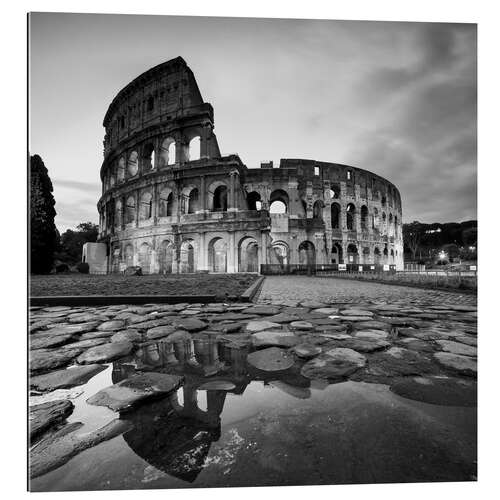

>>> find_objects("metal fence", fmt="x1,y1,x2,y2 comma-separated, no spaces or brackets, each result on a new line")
260,264,397,275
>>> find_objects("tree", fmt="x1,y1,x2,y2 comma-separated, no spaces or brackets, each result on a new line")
403,221,424,260
30,154,58,273
57,222,99,265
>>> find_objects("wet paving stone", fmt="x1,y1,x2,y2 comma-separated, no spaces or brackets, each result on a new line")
28,284,477,490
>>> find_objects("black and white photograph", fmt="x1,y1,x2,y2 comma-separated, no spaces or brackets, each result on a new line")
20,3,492,497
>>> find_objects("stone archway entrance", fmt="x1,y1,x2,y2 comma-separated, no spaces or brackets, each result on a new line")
238,237,259,272
209,238,227,272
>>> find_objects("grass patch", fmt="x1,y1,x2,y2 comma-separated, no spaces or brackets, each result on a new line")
30,273,258,298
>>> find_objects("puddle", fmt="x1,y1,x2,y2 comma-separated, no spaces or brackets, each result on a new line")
30,337,477,491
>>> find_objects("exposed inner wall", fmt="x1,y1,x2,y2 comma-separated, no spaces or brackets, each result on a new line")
95,57,404,274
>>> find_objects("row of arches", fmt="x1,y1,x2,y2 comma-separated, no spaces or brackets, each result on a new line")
104,136,202,189
270,240,398,266
245,188,399,235
109,183,230,228
113,236,260,274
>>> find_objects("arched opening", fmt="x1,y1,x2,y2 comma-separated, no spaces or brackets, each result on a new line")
117,157,125,183
374,247,381,265
124,244,134,268
347,243,359,264
160,137,176,166
125,196,136,224
346,203,356,231
127,151,138,177
180,240,196,273
360,205,369,230
331,202,341,229
188,188,200,214
115,200,122,229
159,240,174,274
238,237,259,272
372,208,379,230
269,189,289,214
382,212,387,232
313,200,324,220
142,143,155,171
208,237,227,272
394,215,398,237
390,249,395,262
383,246,389,261
159,190,174,217
109,170,116,188
188,136,201,161
138,243,152,273
247,191,262,211
212,185,228,212
382,195,387,207
298,241,316,267
330,183,340,199
139,192,153,220
271,242,289,266
362,247,370,263
331,242,343,264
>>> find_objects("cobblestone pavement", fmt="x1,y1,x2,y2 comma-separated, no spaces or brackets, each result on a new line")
29,296,477,490
258,275,477,306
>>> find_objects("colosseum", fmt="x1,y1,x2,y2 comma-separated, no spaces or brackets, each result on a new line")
94,56,404,275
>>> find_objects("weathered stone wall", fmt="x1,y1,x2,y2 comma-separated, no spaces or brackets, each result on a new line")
97,57,404,273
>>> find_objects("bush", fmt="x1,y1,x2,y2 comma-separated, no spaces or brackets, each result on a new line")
76,262,90,274
55,263,69,273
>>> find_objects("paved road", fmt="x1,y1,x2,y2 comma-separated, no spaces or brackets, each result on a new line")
258,275,477,305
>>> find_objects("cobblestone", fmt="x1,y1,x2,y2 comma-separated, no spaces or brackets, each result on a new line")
258,276,477,306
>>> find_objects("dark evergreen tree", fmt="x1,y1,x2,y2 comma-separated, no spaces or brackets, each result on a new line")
30,154,58,273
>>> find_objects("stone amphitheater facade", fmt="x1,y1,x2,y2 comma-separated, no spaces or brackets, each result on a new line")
97,57,404,274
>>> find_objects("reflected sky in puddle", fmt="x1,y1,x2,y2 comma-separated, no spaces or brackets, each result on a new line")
30,337,477,491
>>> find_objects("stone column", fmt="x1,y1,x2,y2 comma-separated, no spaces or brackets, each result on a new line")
228,171,238,212
227,232,236,272
198,232,207,271
287,180,299,217
135,190,140,228
200,176,206,213
152,184,158,225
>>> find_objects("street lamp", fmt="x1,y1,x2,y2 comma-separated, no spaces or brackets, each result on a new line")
439,251,447,263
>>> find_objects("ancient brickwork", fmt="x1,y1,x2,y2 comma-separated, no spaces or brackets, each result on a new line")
97,57,404,273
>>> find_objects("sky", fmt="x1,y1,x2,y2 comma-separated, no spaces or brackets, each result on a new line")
29,13,476,231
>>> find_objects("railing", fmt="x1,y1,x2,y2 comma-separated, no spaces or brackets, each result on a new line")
260,264,396,275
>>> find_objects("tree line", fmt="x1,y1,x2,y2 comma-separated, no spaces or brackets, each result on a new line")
29,154,98,274
403,220,477,262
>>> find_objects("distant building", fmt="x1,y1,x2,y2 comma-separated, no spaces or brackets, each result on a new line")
95,57,404,273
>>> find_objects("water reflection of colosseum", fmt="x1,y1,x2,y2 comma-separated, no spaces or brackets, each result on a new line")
97,57,404,273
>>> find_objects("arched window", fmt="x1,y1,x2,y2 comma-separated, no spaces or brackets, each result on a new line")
115,200,122,228
117,157,125,182
313,200,324,220
331,202,340,229
381,195,387,207
188,188,199,214
128,151,138,177
382,212,387,224
139,192,152,220
213,185,228,212
238,237,259,272
124,244,134,268
147,96,154,111
125,196,136,224
160,137,176,166
347,244,358,264
269,189,289,214
360,205,369,230
159,240,174,274
374,247,381,264
180,240,196,273
188,136,201,161
394,215,398,236
247,191,262,211
209,237,227,272
331,242,343,264
138,243,152,273
142,144,155,171
372,208,379,229
298,241,316,266
271,242,289,266
346,203,356,231
159,190,174,217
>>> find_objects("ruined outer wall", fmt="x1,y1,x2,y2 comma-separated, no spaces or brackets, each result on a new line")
97,57,404,273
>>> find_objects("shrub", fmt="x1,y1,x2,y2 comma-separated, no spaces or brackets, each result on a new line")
76,262,90,274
